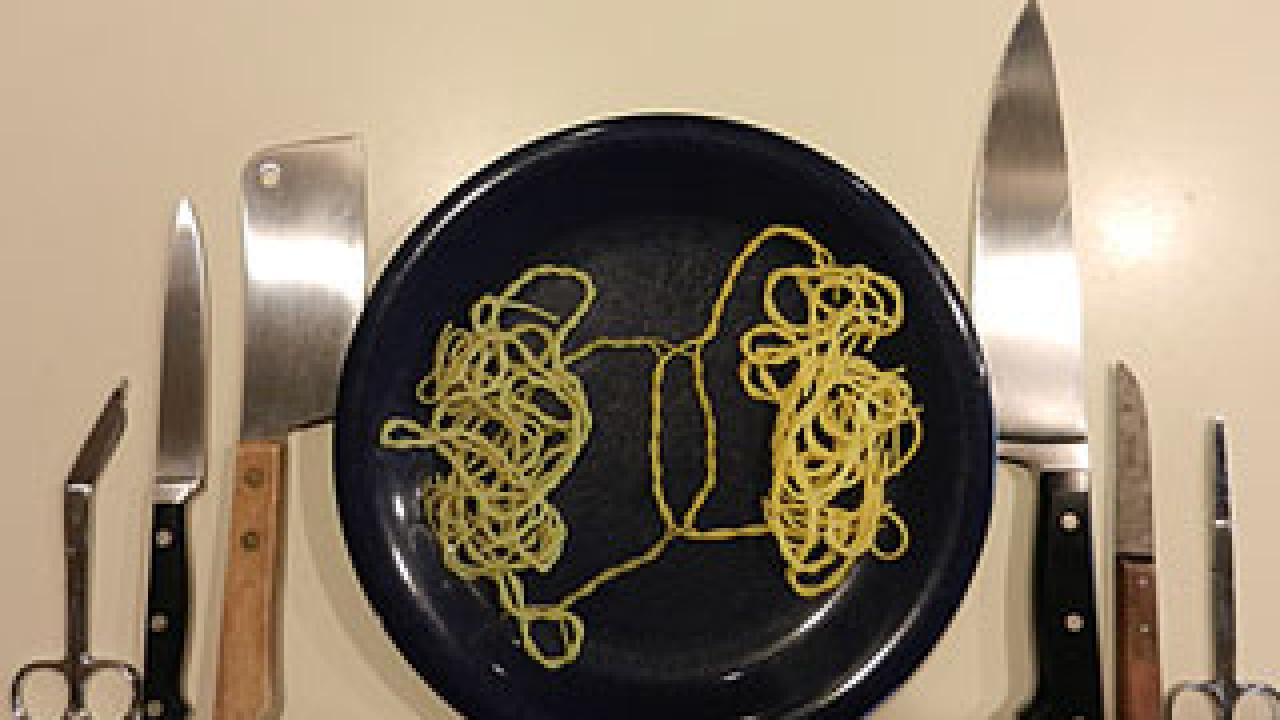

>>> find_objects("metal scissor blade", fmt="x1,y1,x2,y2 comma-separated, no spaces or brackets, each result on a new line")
1210,416,1238,687
1213,417,1233,527
67,380,128,492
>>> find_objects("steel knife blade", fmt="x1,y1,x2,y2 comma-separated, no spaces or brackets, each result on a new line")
214,136,365,720
972,2,1103,717
144,198,208,720
1113,362,1161,719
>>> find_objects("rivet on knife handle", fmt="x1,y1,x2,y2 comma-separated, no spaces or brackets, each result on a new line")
214,441,284,720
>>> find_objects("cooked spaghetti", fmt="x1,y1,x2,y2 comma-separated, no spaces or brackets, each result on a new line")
379,266,596,668
736,237,920,596
379,225,921,669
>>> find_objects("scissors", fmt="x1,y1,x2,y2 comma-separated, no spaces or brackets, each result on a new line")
11,381,143,719
1163,418,1280,719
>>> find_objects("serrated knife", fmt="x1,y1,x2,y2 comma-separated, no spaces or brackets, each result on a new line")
213,136,365,720
144,198,208,720
972,2,1103,718
1114,362,1161,719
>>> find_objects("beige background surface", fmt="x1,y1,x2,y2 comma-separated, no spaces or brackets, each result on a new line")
4,0,1279,717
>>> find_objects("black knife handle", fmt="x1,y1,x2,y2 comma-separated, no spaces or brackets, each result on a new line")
143,502,192,719
1019,469,1103,720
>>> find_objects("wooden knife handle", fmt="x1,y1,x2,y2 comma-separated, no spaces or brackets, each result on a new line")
214,440,285,720
1116,556,1162,720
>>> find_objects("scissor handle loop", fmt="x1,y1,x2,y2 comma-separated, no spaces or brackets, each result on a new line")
1165,679,1280,719
74,658,143,720
10,657,142,719
12,659,68,719
1236,683,1280,719
1165,680,1228,719
82,658,142,719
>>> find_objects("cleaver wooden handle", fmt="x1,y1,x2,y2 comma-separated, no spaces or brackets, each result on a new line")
214,440,285,720
1116,557,1162,720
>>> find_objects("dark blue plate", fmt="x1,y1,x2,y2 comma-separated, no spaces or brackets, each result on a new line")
335,114,993,719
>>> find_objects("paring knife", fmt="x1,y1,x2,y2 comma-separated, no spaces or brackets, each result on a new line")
144,198,208,720
214,136,365,720
1114,362,1161,719
972,2,1104,718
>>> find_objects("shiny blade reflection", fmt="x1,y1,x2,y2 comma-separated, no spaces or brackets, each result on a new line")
155,198,208,500
240,136,366,440
972,0,1086,441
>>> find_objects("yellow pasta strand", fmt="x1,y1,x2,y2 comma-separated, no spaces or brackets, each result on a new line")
738,229,920,596
379,225,921,669
379,266,596,668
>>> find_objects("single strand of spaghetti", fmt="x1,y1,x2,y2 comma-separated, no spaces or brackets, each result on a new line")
563,335,672,366
680,343,721,528
494,573,585,669
871,510,910,561
644,344,686,531
499,266,596,350
696,226,831,346
557,529,678,610
681,524,772,541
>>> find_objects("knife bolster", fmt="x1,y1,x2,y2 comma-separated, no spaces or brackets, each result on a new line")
214,440,285,720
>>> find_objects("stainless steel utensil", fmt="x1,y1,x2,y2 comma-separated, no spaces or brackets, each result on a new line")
213,135,365,720
971,2,1103,716
11,381,143,720
1114,362,1162,719
142,198,208,720
1162,419,1280,719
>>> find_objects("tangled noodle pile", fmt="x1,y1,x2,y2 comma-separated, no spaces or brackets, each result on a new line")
380,226,922,668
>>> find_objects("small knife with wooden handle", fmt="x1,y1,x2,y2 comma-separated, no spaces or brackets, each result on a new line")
1114,362,1162,719
214,136,365,720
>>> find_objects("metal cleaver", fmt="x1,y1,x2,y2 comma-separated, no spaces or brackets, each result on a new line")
213,136,365,720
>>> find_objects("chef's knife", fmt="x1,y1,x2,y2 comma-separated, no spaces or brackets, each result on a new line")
144,198,208,719
1114,362,1161,719
972,2,1103,718
214,136,365,720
